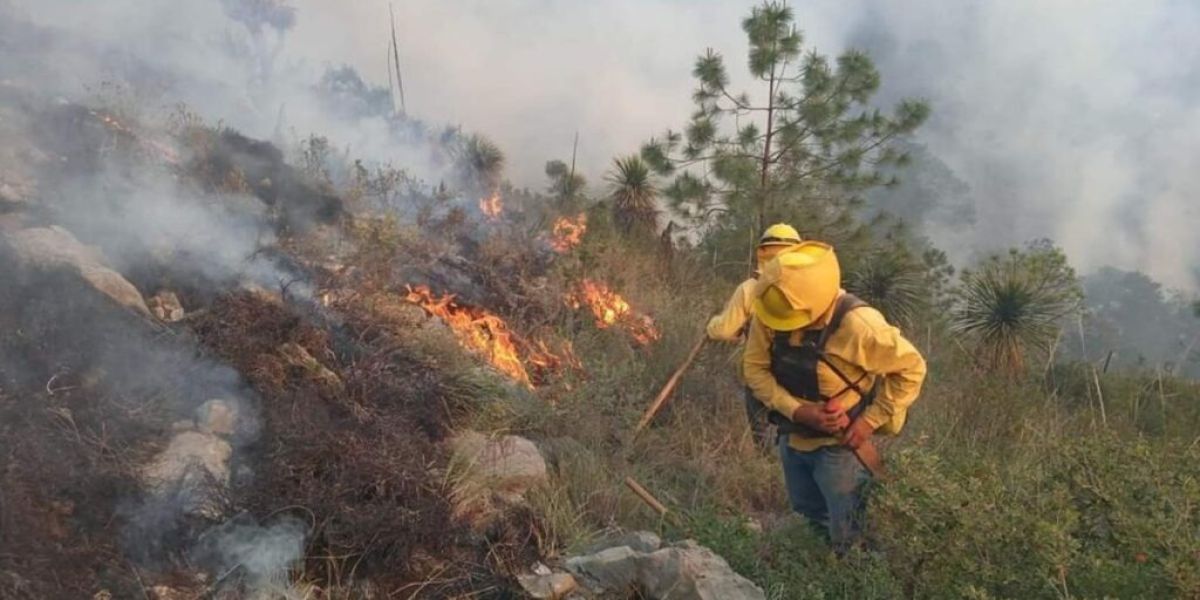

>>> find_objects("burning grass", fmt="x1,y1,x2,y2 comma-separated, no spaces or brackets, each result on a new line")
404,284,579,388
479,192,503,219
549,213,587,253
566,278,661,345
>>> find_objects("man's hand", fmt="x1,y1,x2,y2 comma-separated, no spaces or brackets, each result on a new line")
842,417,875,449
791,403,850,434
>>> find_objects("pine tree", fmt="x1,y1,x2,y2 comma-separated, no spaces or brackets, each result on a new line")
640,1,928,246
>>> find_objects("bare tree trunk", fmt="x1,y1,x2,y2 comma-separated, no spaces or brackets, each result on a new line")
389,3,407,115
758,70,777,236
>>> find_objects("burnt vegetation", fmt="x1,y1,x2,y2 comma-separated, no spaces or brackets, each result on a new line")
2,1,1200,598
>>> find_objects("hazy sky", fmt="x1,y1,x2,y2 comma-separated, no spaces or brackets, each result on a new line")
8,0,1199,290
284,0,1199,289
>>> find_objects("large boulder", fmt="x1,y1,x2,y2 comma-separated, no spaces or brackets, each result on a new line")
5,225,149,316
581,530,663,555
450,431,548,499
565,545,642,594
565,535,765,600
638,540,766,600
141,430,232,518
448,431,548,527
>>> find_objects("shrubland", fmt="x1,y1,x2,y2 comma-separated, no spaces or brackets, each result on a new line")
2,1,1199,598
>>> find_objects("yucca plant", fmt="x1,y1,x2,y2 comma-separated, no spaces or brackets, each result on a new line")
845,249,929,330
455,133,506,192
952,241,1082,374
607,155,659,236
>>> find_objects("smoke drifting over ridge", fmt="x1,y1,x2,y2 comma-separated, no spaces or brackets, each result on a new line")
291,0,1200,290
825,0,1200,290
5,0,1198,290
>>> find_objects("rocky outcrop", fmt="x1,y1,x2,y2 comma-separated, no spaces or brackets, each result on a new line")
448,431,548,527
141,430,232,518
564,534,765,600
451,431,548,499
5,225,149,316
141,399,243,519
148,290,185,322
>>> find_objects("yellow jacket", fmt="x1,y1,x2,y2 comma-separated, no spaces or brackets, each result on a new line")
706,277,757,342
743,290,927,451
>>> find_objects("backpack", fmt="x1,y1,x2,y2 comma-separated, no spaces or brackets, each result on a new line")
765,294,907,437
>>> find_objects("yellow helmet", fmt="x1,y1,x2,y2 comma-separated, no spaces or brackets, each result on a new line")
752,241,841,331
757,223,802,248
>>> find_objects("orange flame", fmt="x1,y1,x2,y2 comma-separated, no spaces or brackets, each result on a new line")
479,192,503,219
549,214,587,253
525,339,583,374
565,279,661,345
405,285,573,387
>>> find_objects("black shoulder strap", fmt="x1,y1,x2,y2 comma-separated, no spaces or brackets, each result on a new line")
815,294,874,399
817,293,868,349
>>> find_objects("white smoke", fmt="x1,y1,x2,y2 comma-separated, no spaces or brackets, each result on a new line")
793,0,1200,290
182,0,1198,290
193,516,308,596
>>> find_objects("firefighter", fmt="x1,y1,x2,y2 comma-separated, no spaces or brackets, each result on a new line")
706,223,803,448
743,241,926,549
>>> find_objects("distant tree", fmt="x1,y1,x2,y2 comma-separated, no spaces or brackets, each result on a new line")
1078,268,1200,378
607,155,659,237
315,66,394,121
219,0,295,81
454,134,505,192
866,140,975,230
845,228,953,331
952,240,1082,374
545,159,586,207
220,0,296,34
640,1,929,246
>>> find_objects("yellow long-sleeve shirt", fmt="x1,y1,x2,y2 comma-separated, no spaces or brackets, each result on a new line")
743,291,927,451
706,278,757,342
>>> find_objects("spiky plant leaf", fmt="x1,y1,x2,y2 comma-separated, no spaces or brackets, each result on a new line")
845,249,928,330
952,241,1082,374
607,155,659,236
454,133,505,192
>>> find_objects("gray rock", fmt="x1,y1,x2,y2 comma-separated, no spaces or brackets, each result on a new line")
565,545,642,594
195,399,237,437
141,430,232,518
450,431,548,497
581,530,663,555
639,540,765,600
517,572,578,599
448,431,548,528
148,290,185,322
6,226,149,316
565,539,764,600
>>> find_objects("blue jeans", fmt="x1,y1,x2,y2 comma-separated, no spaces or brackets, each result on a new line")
779,440,870,550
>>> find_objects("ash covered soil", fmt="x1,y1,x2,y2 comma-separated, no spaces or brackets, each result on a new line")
0,85,551,598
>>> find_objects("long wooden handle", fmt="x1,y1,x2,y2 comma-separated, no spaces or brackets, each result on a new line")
850,439,888,480
634,337,707,433
624,476,669,516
